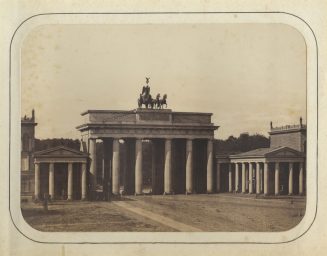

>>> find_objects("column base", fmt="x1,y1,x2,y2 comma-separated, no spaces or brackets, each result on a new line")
163,191,174,195
134,192,144,196
34,198,40,203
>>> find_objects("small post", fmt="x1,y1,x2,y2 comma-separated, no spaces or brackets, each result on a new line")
43,193,48,212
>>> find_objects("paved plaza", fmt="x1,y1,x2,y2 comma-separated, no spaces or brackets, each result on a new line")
21,194,305,232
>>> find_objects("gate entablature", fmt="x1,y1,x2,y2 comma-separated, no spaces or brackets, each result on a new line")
76,108,218,140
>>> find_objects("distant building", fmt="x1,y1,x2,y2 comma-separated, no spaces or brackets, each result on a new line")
216,118,306,196
21,110,37,198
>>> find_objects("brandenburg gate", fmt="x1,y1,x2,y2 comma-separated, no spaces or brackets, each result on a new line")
76,108,219,198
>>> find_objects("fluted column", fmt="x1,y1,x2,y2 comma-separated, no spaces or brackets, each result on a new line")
256,162,261,194
275,162,280,196
263,162,269,196
228,163,232,192
249,163,253,194
112,138,120,195
299,161,304,195
235,163,239,192
151,141,156,194
164,139,172,194
49,162,55,199
81,162,87,200
245,164,249,191
67,163,73,200
185,139,193,194
34,162,40,200
288,162,294,195
216,163,221,193
242,162,246,193
89,139,97,192
135,139,143,195
206,140,214,193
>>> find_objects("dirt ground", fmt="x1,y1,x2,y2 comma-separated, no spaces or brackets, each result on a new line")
21,194,305,232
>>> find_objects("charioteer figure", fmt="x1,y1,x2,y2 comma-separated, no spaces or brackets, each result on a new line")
142,77,151,96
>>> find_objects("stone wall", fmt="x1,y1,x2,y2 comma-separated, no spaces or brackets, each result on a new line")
270,130,306,152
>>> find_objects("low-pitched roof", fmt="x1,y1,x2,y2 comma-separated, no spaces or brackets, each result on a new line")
230,146,304,159
34,145,88,158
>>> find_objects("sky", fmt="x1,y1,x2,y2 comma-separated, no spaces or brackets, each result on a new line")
21,23,306,140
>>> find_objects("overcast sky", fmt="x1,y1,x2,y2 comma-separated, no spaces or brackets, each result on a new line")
21,23,306,140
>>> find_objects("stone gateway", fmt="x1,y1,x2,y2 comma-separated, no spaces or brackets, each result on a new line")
76,108,219,199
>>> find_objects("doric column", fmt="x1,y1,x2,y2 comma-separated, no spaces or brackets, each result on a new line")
235,163,239,192
135,139,143,195
206,139,214,193
49,162,55,199
264,162,269,196
112,138,120,195
245,164,249,191
185,139,193,194
67,162,73,200
34,162,40,200
249,163,253,194
228,163,232,192
151,140,156,194
299,161,304,195
288,162,294,195
81,162,87,200
256,162,261,194
275,162,280,196
89,138,97,192
260,164,264,193
164,139,172,194
216,163,221,193
242,162,246,193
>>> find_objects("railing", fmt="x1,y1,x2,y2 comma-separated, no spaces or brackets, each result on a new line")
271,124,306,131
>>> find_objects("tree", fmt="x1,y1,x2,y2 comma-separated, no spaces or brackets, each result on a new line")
214,133,269,153
35,138,80,151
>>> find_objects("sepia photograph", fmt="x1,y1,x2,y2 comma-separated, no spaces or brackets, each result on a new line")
19,22,308,234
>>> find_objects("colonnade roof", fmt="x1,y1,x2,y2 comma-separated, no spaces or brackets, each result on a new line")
216,146,305,162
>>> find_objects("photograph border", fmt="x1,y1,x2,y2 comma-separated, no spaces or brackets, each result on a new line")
9,11,318,244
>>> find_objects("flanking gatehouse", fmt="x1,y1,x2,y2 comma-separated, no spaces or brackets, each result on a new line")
216,119,306,196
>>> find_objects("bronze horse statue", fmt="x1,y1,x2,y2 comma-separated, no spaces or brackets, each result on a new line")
138,93,153,109
156,94,167,109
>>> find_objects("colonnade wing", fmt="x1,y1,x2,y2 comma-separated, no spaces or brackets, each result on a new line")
216,146,305,196
33,146,89,201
